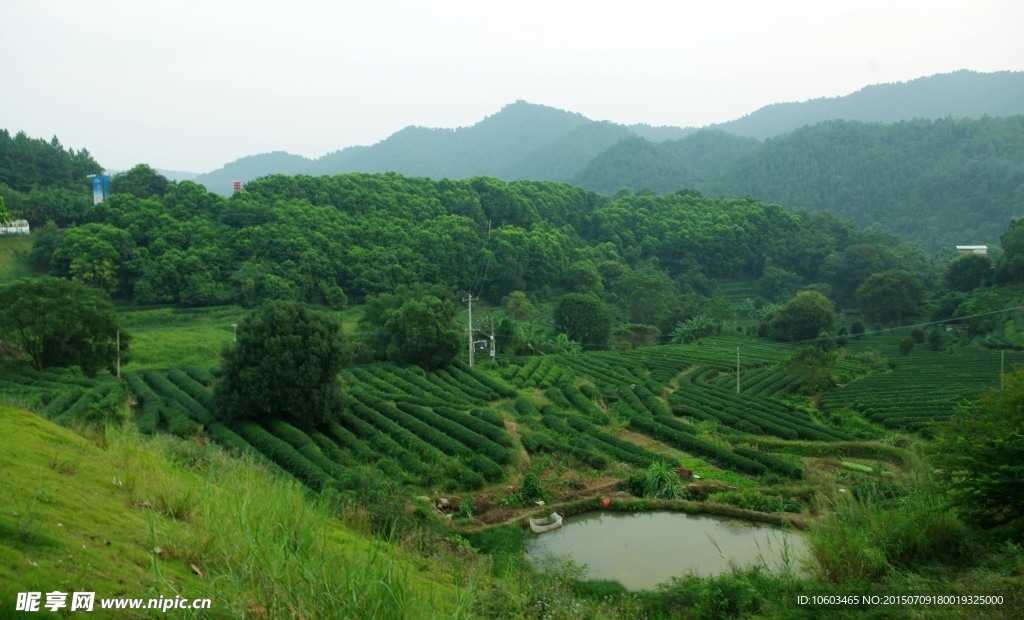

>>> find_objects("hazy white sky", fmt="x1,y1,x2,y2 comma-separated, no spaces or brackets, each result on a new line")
3,0,1022,172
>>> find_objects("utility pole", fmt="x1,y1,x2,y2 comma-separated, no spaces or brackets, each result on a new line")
464,293,476,367
489,312,496,360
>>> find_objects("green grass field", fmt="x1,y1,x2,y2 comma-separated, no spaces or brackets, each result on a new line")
0,235,34,283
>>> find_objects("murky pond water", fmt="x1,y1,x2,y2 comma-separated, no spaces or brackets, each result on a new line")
525,510,806,591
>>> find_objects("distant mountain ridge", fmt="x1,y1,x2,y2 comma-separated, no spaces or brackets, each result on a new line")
193,70,1024,195
714,70,1024,139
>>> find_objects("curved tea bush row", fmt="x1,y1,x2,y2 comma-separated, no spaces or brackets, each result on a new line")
264,419,350,480
346,394,486,489
377,364,478,407
437,407,513,448
38,387,86,420
234,421,333,490
628,416,767,476
206,423,258,457
560,383,609,423
337,406,431,480
184,367,214,384
450,361,517,398
522,430,609,471
364,398,504,482
325,421,381,463
56,382,128,425
397,402,512,466
564,415,673,468
515,397,541,418
345,366,449,408
733,447,804,479
508,357,544,387
143,370,215,426
544,385,574,410
166,369,214,410
124,372,164,434
427,370,494,405
669,385,852,442
308,430,358,467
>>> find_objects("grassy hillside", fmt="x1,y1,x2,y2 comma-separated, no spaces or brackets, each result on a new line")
0,407,470,618
0,235,33,283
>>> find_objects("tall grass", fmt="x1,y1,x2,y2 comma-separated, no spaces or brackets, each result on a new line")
807,480,967,584
103,424,469,619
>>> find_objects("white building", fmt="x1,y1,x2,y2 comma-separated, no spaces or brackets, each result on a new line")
955,245,988,255
0,219,30,236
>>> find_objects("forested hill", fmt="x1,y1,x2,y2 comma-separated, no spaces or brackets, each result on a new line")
193,71,1022,195
570,116,1024,254
23,171,932,316
704,116,1024,254
715,70,1024,139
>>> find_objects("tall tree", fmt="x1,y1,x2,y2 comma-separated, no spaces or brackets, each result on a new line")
110,164,170,198
930,370,1024,532
0,277,125,375
383,295,461,370
855,270,924,324
554,293,611,349
944,253,994,292
213,301,345,425
769,291,835,342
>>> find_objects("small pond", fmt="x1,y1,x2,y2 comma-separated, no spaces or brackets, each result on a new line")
525,510,807,591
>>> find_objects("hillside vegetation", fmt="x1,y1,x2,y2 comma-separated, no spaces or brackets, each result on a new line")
0,407,471,618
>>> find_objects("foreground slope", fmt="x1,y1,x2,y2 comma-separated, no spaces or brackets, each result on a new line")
0,407,466,618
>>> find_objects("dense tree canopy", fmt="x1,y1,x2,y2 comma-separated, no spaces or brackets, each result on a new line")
944,253,994,292
769,291,836,342
0,277,125,375
855,270,924,324
213,301,345,426
554,293,611,349
930,370,1024,533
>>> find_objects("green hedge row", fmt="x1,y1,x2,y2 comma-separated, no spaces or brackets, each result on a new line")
397,402,512,465
234,421,332,490
628,416,767,477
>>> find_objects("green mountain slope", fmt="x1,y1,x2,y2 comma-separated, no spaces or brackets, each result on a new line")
715,69,1024,139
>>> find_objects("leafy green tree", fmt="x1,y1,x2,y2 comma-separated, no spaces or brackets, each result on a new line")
944,253,994,292
0,277,126,375
110,164,170,198
554,293,611,349
0,194,9,223
758,262,804,301
27,220,62,272
954,290,1003,336
504,291,536,320
213,301,345,425
769,291,835,342
611,266,678,325
995,218,1024,283
930,370,1024,532
50,223,136,294
855,270,924,324
611,323,660,350
384,295,461,370
563,260,603,294
786,347,837,393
